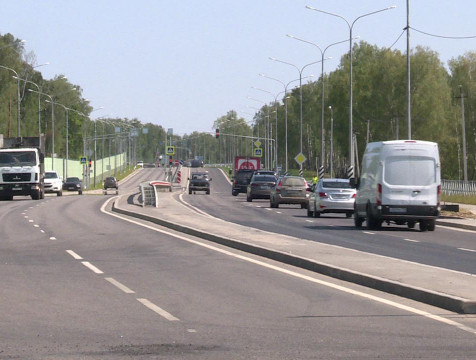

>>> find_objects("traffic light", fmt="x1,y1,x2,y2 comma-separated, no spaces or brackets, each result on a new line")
88,159,92,168
169,155,173,164
215,128,219,138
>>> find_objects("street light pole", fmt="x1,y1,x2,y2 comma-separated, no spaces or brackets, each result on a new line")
269,57,328,175
287,35,356,176
0,65,21,137
306,5,396,178
328,106,334,178
15,77,42,138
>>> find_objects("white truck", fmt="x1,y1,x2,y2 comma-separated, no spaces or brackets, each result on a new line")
44,170,63,196
353,140,441,232
0,135,45,200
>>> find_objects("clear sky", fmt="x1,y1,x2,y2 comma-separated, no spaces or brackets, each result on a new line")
2,1,475,135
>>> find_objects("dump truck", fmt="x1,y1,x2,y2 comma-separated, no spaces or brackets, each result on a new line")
0,135,45,200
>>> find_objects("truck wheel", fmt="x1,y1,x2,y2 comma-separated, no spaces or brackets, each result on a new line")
427,219,436,231
419,220,429,232
407,221,415,229
31,190,40,200
57,190,62,197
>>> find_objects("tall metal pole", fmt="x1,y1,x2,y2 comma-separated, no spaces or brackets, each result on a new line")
0,65,21,137
407,0,411,139
460,86,468,182
329,106,334,178
306,5,396,177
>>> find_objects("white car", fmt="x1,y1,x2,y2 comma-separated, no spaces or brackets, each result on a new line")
44,171,63,196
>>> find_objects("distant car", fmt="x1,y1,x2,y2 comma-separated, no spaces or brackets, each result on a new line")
307,179,356,218
232,169,255,196
104,176,118,190
191,159,203,168
136,161,144,168
183,161,191,167
254,170,277,177
246,174,277,202
270,176,309,209
62,177,82,195
44,170,63,196
188,172,211,194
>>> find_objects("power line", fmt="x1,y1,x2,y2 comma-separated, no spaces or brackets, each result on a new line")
389,29,405,49
411,27,476,39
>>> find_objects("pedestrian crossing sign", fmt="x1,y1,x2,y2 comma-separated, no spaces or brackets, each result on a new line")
254,148,262,157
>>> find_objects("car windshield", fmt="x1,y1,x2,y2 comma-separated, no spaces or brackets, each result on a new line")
282,177,305,186
0,151,36,166
237,171,254,180
322,181,351,189
45,172,58,179
253,175,276,182
192,174,207,180
66,177,80,182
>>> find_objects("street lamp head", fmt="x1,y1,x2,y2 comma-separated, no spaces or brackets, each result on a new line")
269,57,277,61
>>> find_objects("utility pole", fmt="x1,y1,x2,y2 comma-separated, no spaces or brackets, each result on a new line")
456,85,468,182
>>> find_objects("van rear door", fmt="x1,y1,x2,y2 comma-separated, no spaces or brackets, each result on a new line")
382,154,438,207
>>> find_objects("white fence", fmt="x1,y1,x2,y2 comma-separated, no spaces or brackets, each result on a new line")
441,180,476,196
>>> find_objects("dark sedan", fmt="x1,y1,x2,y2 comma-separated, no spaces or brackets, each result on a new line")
62,177,83,195
246,174,277,202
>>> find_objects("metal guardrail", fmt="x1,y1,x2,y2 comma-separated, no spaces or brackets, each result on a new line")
441,180,476,196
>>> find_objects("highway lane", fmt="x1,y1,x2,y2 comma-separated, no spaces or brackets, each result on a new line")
1,169,475,358
181,167,476,275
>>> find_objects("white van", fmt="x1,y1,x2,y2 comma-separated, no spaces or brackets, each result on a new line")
353,140,441,232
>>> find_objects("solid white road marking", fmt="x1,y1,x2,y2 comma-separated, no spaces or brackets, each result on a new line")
105,277,135,294
101,198,476,336
187,329,197,333
363,231,375,235
137,298,180,322
66,250,83,260
305,220,313,223
81,261,104,274
458,248,476,253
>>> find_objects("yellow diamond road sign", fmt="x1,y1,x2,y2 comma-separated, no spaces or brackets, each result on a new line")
294,152,306,165
254,140,261,148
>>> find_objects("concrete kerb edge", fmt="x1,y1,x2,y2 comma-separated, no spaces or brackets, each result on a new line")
112,201,475,314
436,219,476,232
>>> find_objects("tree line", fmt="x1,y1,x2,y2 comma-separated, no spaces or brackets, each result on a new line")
2,31,475,179
214,42,476,180
0,33,167,165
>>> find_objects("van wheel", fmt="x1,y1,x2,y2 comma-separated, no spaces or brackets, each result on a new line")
354,212,363,228
366,206,380,230
427,219,436,231
419,221,429,232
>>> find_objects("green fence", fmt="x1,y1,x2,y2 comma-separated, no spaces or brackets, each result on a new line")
45,152,127,186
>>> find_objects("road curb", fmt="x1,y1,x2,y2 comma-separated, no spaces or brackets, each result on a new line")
112,201,476,314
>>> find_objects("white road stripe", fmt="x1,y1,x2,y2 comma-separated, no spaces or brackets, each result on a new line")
403,238,420,243
137,298,180,321
34,224,39,228
363,231,375,235
101,198,476,336
66,250,83,260
105,277,135,294
305,220,313,223
458,248,476,253
49,237,56,241
81,261,104,274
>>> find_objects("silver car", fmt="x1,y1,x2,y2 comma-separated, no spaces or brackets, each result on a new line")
307,178,356,218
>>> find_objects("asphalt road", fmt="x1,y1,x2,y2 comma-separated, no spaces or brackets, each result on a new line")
182,167,476,275
0,168,475,359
